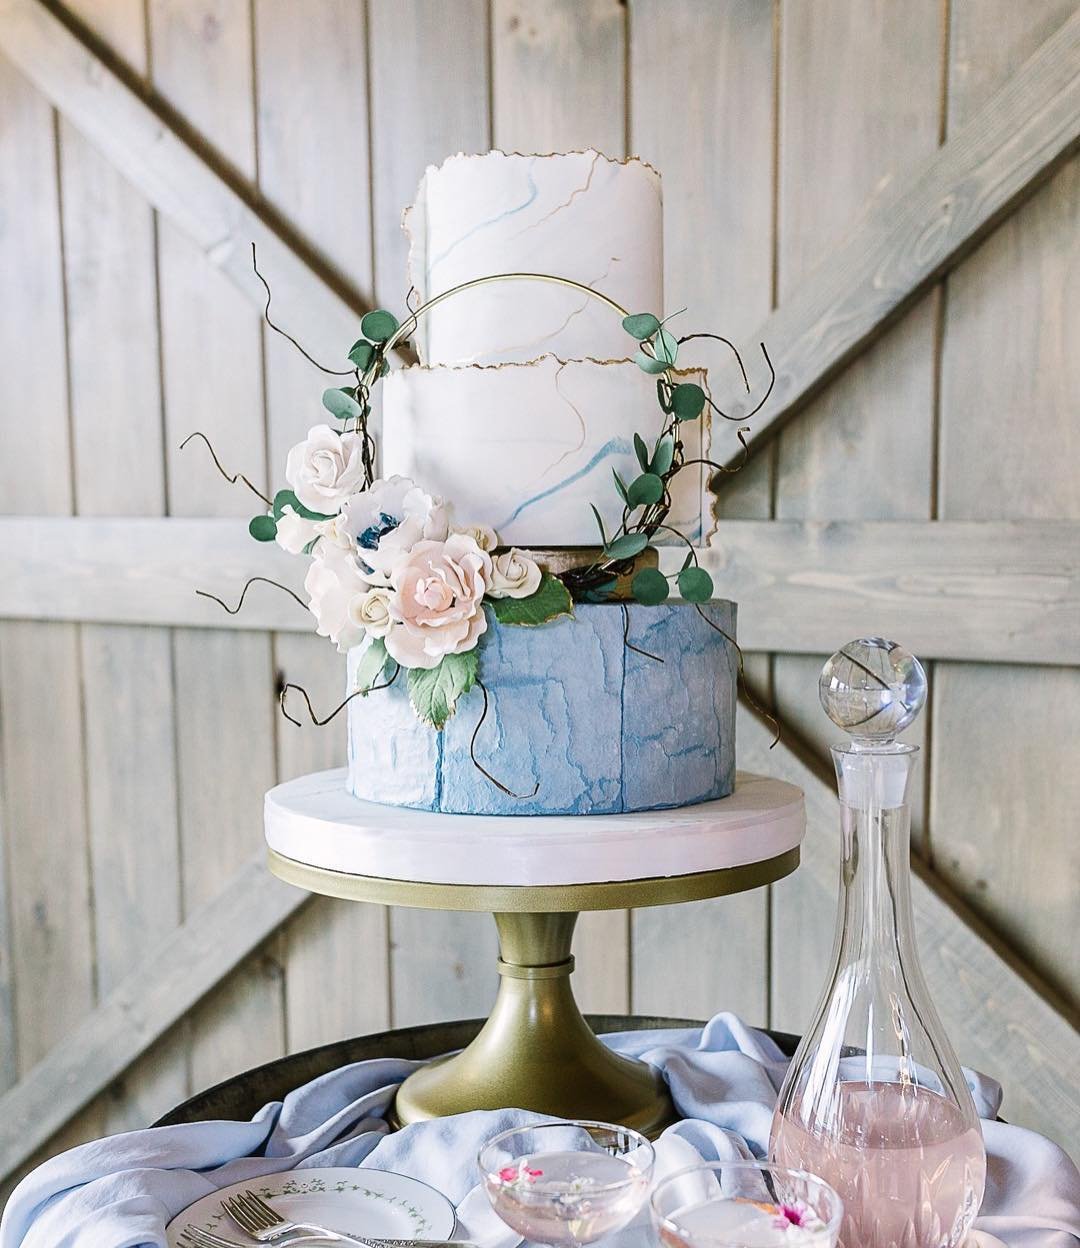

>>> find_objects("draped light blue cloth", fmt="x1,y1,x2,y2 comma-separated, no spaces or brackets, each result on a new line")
2,1015,1077,1248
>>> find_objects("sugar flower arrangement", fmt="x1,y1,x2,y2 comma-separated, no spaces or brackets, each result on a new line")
192,263,773,735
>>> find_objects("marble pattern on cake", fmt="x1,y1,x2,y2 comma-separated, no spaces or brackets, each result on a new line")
405,150,663,366
381,356,708,547
346,603,736,816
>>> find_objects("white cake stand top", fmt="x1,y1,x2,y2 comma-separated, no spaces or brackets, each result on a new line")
265,769,805,898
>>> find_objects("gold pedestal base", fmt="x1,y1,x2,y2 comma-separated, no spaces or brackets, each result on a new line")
391,912,675,1136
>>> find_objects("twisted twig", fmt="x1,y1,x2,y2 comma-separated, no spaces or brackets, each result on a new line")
620,603,664,663
196,576,307,616
470,679,541,799
279,665,400,727
179,431,272,507
693,604,781,747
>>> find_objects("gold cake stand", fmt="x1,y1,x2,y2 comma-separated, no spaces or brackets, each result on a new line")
268,842,799,1136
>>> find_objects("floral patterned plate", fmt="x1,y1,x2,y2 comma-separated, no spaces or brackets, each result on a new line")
166,1168,457,1246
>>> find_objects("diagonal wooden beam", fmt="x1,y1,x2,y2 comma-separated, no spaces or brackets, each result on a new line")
0,851,309,1183
710,7,1080,468
0,0,386,360
739,708,1080,1151
2,517,1077,666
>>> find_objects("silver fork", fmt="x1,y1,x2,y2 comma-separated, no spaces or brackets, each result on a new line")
178,1222,363,1248
222,1188,369,1245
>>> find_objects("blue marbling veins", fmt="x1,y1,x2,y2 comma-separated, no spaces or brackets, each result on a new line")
494,437,633,533
346,602,737,816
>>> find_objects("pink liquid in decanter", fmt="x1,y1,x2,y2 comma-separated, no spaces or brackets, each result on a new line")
770,1081,985,1248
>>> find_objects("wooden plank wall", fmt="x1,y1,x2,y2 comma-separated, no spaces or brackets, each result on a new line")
0,0,1076,1180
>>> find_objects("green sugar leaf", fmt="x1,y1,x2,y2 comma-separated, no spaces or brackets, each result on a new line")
657,379,675,414
612,468,630,505
347,339,375,370
655,326,679,366
249,514,277,542
678,565,714,602
360,309,400,342
650,435,675,477
581,577,618,603
631,567,670,605
603,531,649,561
622,312,661,340
354,637,390,694
322,386,365,421
589,503,608,547
672,382,706,421
635,349,670,376
272,488,333,522
407,649,478,730
633,432,650,472
627,472,664,508
489,573,574,627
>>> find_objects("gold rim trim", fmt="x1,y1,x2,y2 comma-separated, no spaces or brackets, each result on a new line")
267,846,800,912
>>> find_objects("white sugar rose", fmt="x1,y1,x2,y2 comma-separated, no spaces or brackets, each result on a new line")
453,522,498,552
275,506,318,555
285,424,367,514
488,549,542,599
303,543,371,652
348,585,393,639
384,534,492,670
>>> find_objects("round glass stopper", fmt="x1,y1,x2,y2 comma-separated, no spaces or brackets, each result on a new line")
819,638,926,742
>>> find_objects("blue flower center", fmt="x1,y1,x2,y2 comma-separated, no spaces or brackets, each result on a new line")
357,512,399,551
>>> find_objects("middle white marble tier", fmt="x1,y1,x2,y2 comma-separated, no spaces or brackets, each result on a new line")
381,356,709,546
405,150,663,366
265,769,805,887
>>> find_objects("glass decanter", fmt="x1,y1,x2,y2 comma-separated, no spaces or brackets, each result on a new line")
770,639,986,1248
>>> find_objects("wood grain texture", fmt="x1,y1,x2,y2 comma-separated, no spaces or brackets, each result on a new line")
150,0,285,1094
368,0,497,1029
707,2,1080,471
0,852,307,1183
933,0,1080,1010
254,0,391,1053
769,0,942,1031
490,0,630,1014
740,708,1080,1153
0,0,361,363
629,0,775,1024
4,517,1078,665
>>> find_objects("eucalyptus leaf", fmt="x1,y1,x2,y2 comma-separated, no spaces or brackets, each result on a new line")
627,472,664,508
489,573,573,627
656,327,679,366
249,514,277,542
322,386,365,421
656,379,675,414
631,567,670,605
407,649,478,729
633,432,650,472
635,349,669,376
650,435,675,477
347,339,375,370
581,577,618,603
603,531,649,561
672,382,706,421
360,309,400,342
272,488,333,522
354,637,390,694
612,469,630,505
681,550,695,571
622,312,661,340
678,566,714,602
589,503,608,547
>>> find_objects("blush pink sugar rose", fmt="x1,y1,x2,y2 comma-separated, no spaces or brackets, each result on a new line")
384,533,493,669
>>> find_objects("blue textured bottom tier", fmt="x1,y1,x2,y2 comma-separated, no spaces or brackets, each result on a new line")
346,601,737,815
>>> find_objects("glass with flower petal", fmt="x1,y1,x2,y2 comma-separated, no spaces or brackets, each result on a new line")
479,1120,655,1248
650,1160,843,1248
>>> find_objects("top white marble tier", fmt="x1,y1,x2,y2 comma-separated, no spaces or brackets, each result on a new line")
264,769,805,887
405,150,663,366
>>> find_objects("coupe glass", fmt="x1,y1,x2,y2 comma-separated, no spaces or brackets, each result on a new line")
651,1160,843,1247
478,1119,655,1247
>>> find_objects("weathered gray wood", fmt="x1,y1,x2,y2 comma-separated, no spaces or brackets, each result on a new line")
254,0,392,1050
150,0,285,1093
706,2,1080,470
933,0,1080,1019
0,852,308,1184
5,517,1077,667
490,0,631,1016
0,0,362,363
629,0,775,1024
768,0,942,1030
368,0,499,1029
740,707,1080,1154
